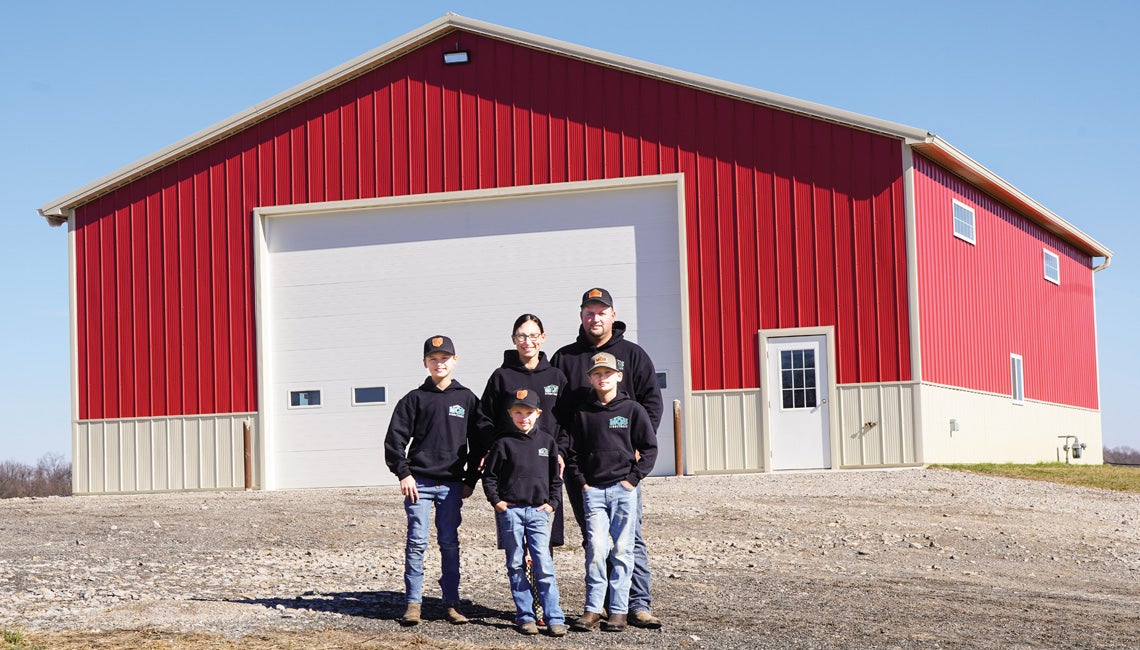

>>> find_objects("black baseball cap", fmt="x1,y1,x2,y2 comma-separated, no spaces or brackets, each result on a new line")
580,287,614,308
423,335,456,357
508,388,541,410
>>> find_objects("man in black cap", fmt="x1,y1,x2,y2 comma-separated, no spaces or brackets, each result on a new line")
551,288,664,629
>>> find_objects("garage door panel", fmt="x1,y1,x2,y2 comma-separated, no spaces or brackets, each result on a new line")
276,448,386,488
264,182,684,489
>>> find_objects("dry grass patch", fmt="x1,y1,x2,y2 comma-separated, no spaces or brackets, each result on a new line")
931,462,1140,493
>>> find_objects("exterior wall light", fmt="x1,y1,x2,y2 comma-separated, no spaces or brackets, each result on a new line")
443,50,470,65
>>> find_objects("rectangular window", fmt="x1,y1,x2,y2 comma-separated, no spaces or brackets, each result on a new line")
779,348,818,410
952,199,976,244
1043,249,1060,285
288,389,322,408
655,371,668,390
1010,354,1024,403
352,386,387,406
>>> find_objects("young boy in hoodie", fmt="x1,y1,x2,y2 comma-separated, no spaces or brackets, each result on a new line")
384,335,487,626
481,388,568,637
564,352,658,633
551,287,664,629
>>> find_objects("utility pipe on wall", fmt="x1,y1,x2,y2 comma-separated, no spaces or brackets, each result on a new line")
673,399,683,476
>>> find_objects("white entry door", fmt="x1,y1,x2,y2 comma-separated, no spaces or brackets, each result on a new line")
767,335,831,470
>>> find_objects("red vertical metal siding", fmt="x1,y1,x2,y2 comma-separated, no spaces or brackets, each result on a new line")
913,155,1098,409
73,31,912,419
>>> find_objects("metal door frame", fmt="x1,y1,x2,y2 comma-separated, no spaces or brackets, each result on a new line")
758,326,840,472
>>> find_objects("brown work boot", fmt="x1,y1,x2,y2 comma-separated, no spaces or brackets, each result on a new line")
400,602,421,626
517,620,539,635
602,613,627,631
445,604,469,624
571,611,602,631
630,609,662,629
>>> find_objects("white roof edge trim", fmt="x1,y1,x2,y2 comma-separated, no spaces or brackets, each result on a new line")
913,136,1112,259
38,15,458,218
447,15,932,142
39,13,930,220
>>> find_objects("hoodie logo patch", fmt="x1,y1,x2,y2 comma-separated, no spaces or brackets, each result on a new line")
609,416,630,429
618,360,625,371
544,384,559,396
538,447,550,457
448,405,466,419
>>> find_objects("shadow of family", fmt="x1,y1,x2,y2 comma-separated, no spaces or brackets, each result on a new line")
224,591,517,628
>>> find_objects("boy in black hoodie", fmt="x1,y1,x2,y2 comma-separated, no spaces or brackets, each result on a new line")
565,352,657,633
384,335,486,626
551,287,664,628
481,388,567,637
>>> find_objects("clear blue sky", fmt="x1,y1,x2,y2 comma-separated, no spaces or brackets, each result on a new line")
3,1,1137,464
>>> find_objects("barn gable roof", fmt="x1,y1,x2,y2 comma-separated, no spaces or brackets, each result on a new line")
38,13,1110,260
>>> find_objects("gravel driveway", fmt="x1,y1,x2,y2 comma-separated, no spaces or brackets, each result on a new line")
1,468,1136,649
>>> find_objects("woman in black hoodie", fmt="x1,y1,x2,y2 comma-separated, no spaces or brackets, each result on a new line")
480,314,569,545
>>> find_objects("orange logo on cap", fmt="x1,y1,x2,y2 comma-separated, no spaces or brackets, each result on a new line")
431,337,443,347
588,289,603,299
516,389,528,399
593,354,607,365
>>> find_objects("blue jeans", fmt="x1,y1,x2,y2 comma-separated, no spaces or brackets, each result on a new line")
582,483,638,615
567,479,653,614
629,484,652,613
403,479,462,604
498,506,565,625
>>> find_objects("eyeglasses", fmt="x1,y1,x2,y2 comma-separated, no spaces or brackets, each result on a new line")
513,333,543,342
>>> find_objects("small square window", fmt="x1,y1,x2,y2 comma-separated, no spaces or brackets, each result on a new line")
655,372,668,390
1010,354,1024,403
353,386,388,406
952,199,976,244
289,389,322,408
1043,249,1060,285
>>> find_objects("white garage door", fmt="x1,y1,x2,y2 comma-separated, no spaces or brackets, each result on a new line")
257,178,686,489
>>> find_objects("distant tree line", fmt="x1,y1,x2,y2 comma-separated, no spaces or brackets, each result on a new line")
1103,446,1140,466
0,453,71,498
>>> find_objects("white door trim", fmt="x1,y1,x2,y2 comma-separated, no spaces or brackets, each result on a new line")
758,326,839,472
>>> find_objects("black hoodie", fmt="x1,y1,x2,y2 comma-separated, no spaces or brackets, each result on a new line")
550,321,664,433
564,393,658,488
384,378,488,487
482,425,562,508
479,350,568,440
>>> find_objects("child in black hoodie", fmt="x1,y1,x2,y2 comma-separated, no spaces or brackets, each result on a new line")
565,352,657,633
481,388,567,636
384,335,487,627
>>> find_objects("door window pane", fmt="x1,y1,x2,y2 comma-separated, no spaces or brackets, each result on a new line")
289,389,321,408
353,386,387,405
779,347,819,410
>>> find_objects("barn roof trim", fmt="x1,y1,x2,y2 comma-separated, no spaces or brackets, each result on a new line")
37,14,1111,260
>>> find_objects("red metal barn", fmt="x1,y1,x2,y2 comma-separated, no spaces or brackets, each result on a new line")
39,16,1110,493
